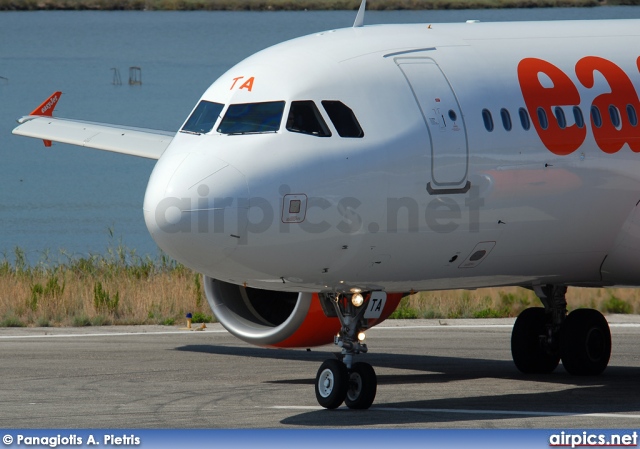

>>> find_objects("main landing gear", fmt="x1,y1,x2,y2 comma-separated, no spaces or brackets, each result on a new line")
511,285,611,376
315,292,378,409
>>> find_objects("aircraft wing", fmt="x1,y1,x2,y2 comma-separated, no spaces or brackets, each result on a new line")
12,92,174,160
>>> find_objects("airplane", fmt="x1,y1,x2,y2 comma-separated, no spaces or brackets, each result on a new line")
12,0,640,410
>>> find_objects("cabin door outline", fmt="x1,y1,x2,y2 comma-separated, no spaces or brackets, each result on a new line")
396,57,470,194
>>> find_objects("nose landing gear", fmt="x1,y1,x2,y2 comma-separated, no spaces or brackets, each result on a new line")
315,358,377,410
314,292,381,409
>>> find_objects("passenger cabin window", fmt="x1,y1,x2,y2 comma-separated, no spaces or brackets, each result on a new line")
500,108,512,131
482,109,494,132
555,107,567,129
518,108,530,130
591,106,603,128
286,101,331,137
537,107,549,130
181,101,224,134
573,106,585,128
628,104,638,127
218,101,285,134
321,101,364,138
609,105,621,128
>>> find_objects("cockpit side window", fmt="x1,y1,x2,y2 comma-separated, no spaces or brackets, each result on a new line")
286,101,331,137
218,101,285,135
181,100,224,134
321,101,364,138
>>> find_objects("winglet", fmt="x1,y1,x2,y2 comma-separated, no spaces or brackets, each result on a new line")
27,91,62,147
353,0,366,28
29,91,62,117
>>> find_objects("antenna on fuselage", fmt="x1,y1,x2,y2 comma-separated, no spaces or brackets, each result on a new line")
353,0,366,27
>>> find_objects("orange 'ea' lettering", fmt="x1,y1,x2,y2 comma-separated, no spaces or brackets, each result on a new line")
518,58,586,156
575,56,640,153
239,77,254,91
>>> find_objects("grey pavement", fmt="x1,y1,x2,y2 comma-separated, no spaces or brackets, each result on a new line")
1,317,640,428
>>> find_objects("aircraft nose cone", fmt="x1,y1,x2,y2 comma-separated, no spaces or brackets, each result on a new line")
143,150,249,271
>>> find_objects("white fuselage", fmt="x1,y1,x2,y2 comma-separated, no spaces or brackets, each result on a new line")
142,19,640,293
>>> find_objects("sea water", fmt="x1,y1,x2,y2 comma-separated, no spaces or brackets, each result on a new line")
1,7,638,263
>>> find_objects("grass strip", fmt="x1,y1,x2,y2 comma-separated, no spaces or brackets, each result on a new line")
1,237,638,327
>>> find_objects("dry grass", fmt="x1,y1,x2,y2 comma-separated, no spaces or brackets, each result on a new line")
1,242,639,327
0,271,193,327
393,286,640,319
0,246,209,327
0,0,628,11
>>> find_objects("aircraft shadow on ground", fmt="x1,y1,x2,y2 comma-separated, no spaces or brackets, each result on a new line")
176,344,640,425
280,378,639,426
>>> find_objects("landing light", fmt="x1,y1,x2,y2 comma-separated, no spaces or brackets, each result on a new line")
352,293,364,307
358,332,366,342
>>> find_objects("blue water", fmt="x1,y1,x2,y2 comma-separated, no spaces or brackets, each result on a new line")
1,7,639,263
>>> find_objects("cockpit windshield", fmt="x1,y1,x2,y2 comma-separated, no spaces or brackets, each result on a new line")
218,101,285,135
286,101,331,137
181,100,224,134
321,101,364,138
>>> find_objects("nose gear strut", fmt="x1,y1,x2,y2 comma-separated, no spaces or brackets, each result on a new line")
314,292,378,409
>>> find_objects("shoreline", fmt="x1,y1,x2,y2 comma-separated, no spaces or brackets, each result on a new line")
1,0,637,12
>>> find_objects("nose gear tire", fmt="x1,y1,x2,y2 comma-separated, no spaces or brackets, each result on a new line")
345,362,377,410
315,359,349,409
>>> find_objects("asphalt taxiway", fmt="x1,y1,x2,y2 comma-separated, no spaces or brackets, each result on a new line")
1,317,640,428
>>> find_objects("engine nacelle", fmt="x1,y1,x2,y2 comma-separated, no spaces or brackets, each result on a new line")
203,277,405,348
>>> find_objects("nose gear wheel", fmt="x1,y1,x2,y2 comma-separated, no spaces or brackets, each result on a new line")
315,359,348,409
314,292,383,409
345,362,377,409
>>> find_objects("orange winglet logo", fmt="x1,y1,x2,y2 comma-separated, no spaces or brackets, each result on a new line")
30,91,62,117
28,91,62,147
